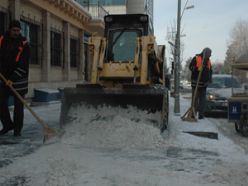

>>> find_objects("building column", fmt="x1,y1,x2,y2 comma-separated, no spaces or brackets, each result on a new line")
63,22,70,81
9,0,20,20
78,29,85,81
41,11,51,82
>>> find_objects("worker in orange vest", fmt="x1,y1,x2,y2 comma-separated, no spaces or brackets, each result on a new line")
0,20,30,136
189,47,212,119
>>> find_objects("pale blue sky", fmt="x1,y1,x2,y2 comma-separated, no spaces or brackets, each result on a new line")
154,0,248,64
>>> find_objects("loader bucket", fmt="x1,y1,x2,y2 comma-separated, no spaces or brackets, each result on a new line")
60,84,168,131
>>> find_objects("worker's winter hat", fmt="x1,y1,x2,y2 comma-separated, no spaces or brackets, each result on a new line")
202,47,212,57
202,47,212,54
9,20,21,29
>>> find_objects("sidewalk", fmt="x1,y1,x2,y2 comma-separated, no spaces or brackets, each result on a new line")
0,94,248,186
0,102,61,168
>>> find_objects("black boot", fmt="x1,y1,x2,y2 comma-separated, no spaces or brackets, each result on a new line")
14,131,21,137
0,126,14,135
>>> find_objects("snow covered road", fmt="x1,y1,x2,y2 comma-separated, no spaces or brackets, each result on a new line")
0,95,248,186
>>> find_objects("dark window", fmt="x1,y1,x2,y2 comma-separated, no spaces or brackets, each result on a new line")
51,31,62,66
98,0,126,5
20,20,39,65
84,43,88,81
70,38,79,68
75,0,126,6
226,77,241,88
75,0,89,7
0,12,6,35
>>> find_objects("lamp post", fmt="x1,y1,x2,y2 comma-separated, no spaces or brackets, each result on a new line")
174,0,181,115
173,0,194,115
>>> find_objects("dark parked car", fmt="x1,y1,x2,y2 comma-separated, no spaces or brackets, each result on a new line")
205,74,242,116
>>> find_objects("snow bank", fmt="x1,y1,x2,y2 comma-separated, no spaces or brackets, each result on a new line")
62,105,167,149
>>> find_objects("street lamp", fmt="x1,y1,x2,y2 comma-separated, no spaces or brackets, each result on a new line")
168,41,176,93
174,0,194,115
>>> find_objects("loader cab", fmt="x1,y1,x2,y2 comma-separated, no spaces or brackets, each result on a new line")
104,14,149,63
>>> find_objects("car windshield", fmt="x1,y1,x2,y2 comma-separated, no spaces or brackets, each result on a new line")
208,76,241,88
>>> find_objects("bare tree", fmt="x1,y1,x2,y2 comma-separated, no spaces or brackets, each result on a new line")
224,20,248,72
166,22,185,75
212,62,225,74
224,43,237,73
181,57,192,81
231,20,248,55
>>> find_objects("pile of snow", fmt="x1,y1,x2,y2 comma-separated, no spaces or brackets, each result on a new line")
62,105,167,149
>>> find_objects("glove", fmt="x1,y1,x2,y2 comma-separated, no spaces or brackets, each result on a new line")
6,80,13,87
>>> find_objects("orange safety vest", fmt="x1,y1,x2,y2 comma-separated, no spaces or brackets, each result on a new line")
0,35,4,48
15,40,28,62
0,35,28,63
195,55,211,71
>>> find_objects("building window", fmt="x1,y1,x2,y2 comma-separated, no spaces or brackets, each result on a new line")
75,0,126,6
51,31,62,66
75,0,89,7
0,12,6,35
70,38,79,68
20,20,39,65
98,0,126,5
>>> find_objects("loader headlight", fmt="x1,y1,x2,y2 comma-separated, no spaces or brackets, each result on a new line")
105,16,113,23
140,15,148,22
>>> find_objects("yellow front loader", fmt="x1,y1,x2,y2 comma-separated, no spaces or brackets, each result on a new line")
60,14,169,132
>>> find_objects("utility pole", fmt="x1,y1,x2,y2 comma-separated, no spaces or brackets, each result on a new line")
174,0,181,115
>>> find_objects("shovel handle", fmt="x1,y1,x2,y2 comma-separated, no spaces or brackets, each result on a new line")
0,73,51,131
191,52,207,107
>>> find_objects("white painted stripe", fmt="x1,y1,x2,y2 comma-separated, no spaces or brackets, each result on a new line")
17,68,26,73
13,80,28,85
14,71,22,77
15,87,28,91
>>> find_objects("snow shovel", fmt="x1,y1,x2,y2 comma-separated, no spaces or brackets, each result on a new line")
181,52,206,122
181,79,199,122
0,73,57,143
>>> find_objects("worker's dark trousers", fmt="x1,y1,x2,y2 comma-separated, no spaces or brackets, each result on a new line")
0,84,24,133
192,86,207,117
